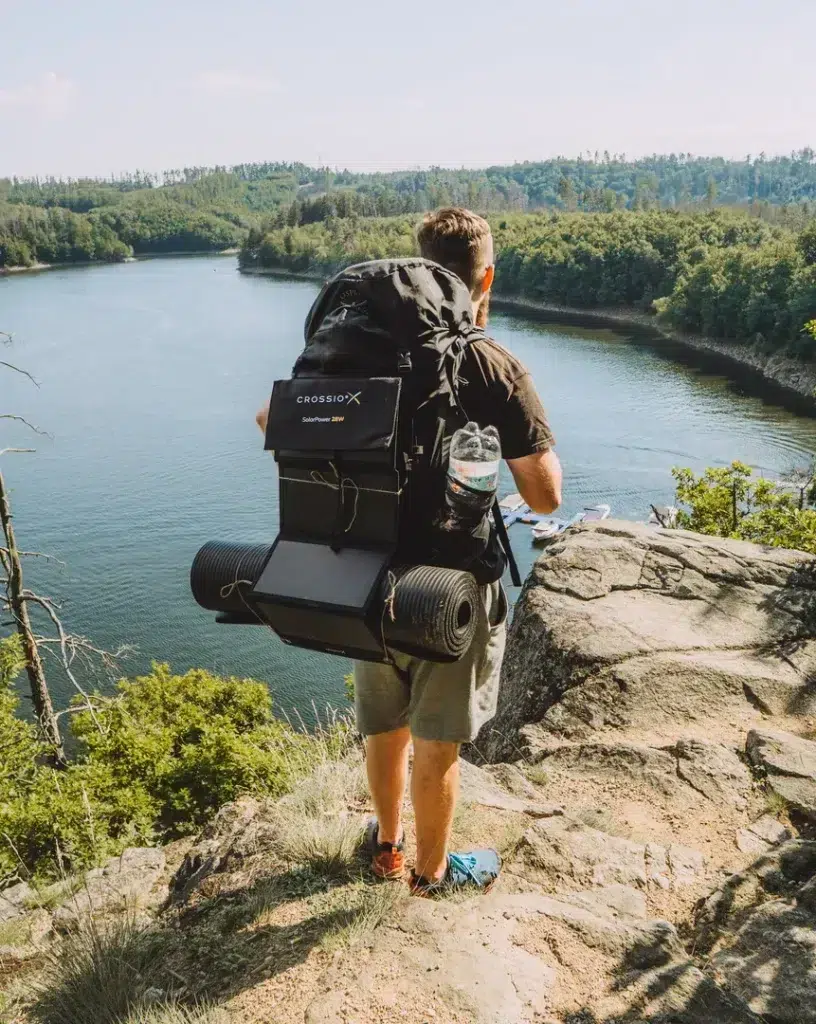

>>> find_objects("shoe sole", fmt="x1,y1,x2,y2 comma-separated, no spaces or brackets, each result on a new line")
372,859,406,880
410,874,499,897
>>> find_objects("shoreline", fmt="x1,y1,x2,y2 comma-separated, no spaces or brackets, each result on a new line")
240,264,325,281
491,295,816,411
0,248,239,276
241,264,816,411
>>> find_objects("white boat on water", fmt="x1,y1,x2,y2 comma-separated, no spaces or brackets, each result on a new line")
500,492,612,543
530,504,611,543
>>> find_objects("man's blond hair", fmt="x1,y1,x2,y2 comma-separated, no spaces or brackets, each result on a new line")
417,207,493,294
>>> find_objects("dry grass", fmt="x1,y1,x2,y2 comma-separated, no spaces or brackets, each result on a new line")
24,915,227,1024
0,918,31,948
24,878,82,915
764,788,789,817
271,755,367,876
27,916,181,1024
319,878,407,953
276,816,365,877
526,764,551,787
276,706,361,782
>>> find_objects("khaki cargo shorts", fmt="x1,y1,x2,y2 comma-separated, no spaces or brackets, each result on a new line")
353,581,508,744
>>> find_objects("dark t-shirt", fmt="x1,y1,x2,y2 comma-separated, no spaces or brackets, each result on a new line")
457,337,555,460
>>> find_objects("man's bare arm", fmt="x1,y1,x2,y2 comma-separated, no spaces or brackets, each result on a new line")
507,449,562,514
256,400,270,435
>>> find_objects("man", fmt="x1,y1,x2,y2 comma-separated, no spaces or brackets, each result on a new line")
353,209,560,896
257,208,561,895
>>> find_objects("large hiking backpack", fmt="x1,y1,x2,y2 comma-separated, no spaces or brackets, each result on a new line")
291,258,517,582
255,258,518,662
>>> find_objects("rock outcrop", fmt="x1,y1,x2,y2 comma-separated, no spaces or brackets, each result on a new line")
304,889,761,1024
53,847,168,931
0,882,34,924
482,521,816,762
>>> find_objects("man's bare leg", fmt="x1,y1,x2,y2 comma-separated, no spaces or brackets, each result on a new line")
366,727,411,845
412,737,460,881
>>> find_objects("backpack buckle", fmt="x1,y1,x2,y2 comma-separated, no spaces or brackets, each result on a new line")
398,351,412,373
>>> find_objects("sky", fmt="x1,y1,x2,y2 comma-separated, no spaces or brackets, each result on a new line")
1,0,814,179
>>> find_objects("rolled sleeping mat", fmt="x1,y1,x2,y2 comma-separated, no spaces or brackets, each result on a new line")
381,564,480,662
190,541,273,616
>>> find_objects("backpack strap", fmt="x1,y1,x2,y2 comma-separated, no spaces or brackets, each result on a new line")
491,500,522,587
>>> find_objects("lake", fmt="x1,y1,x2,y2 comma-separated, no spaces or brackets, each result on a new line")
3,255,816,712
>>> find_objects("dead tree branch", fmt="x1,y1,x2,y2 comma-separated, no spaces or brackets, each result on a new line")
21,592,129,735
0,547,66,567
0,448,36,458
0,414,51,437
1,334,125,757
0,361,40,387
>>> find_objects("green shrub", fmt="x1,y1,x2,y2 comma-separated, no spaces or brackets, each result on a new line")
71,663,322,835
0,653,355,881
673,461,816,553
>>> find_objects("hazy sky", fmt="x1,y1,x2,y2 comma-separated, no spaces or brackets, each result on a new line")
2,0,814,178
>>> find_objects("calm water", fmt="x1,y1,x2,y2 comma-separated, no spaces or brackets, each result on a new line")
3,255,816,711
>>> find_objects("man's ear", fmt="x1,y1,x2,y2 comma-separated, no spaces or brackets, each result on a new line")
482,265,495,294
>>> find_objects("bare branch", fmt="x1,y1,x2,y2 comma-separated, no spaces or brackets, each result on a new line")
23,593,105,732
0,415,51,438
1,547,66,567
0,361,40,387
54,701,107,721
33,635,133,663
0,448,36,457
23,591,131,734
0,331,12,344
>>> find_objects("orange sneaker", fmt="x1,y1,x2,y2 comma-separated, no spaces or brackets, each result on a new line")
365,818,406,880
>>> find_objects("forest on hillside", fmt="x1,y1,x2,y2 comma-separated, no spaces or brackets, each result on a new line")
2,151,816,268
240,210,816,360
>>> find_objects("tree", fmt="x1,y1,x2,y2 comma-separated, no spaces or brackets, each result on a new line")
706,177,718,208
286,201,301,227
1,331,125,764
673,461,816,554
557,176,578,211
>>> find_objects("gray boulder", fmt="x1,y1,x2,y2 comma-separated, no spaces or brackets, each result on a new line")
0,908,52,962
481,522,816,761
736,814,793,854
171,797,273,902
0,881,34,924
54,847,166,931
458,758,563,817
674,738,754,811
746,728,816,818
516,816,706,891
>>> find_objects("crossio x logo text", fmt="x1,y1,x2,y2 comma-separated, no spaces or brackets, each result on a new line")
296,392,362,406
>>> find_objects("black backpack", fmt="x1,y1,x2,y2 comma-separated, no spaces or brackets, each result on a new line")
268,258,519,586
